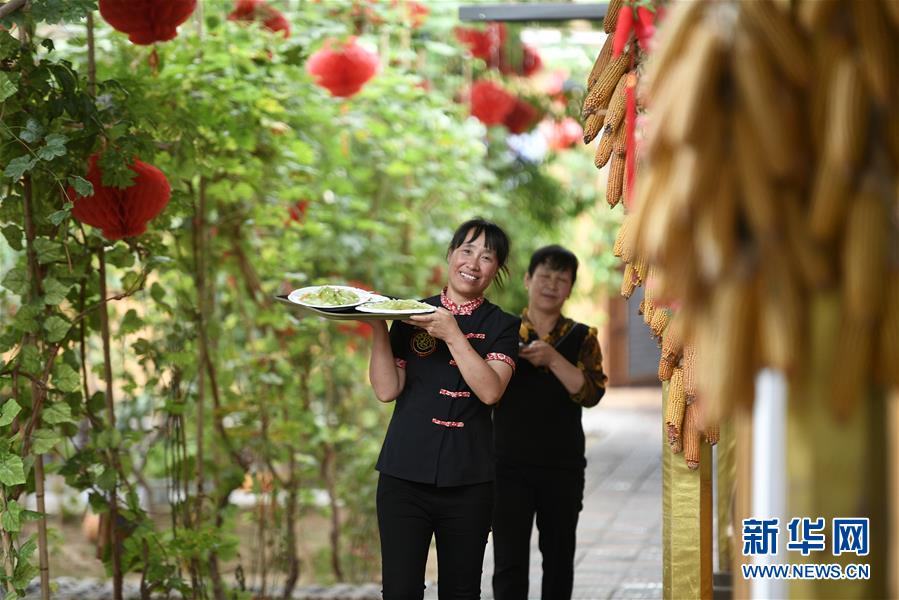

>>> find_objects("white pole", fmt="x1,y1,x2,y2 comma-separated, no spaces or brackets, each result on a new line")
750,369,788,600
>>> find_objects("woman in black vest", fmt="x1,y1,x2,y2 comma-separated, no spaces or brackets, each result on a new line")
368,218,520,599
492,245,607,600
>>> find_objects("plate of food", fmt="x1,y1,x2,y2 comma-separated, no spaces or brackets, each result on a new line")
287,285,370,309
356,298,436,314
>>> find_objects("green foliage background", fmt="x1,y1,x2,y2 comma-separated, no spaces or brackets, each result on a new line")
0,0,621,594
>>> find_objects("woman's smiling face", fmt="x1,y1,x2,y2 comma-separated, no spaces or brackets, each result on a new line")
446,230,499,300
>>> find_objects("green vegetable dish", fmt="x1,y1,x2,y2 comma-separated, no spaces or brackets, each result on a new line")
363,299,433,311
299,286,360,306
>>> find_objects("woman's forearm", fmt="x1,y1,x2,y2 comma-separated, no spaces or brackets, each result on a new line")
368,321,404,401
445,336,511,405
548,354,586,395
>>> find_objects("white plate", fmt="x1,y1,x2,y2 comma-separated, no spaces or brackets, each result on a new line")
287,285,370,309
356,300,436,314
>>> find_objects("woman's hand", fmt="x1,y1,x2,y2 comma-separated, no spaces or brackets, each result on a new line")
405,308,463,344
519,340,560,368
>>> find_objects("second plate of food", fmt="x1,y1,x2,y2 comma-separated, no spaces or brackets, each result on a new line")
356,298,436,314
287,285,370,309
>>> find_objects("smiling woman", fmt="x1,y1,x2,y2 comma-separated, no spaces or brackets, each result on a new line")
363,218,520,599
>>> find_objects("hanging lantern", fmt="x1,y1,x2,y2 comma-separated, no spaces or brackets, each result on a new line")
69,154,171,241
99,0,197,45
469,80,516,126
454,23,506,61
540,117,583,150
502,98,541,134
228,0,291,38
306,37,380,98
406,1,429,29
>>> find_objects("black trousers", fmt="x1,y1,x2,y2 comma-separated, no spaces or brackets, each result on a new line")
377,473,493,600
491,462,585,600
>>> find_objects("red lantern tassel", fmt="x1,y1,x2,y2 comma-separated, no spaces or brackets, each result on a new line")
612,4,633,58
624,73,637,210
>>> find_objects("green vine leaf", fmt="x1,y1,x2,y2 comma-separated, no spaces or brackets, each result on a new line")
41,277,71,305
67,175,93,197
20,119,44,144
42,402,76,425
3,156,37,182
0,453,26,486
1,225,23,251
0,399,21,427
36,133,67,161
1,268,28,296
43,315,70,342
31,429,61,455
0,73,16,102
1,500,23,533
29,0,97,24
51,364,80,393
34,239,64,264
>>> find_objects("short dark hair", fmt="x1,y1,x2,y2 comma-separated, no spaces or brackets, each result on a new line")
448,218,511,286
527,245,579,284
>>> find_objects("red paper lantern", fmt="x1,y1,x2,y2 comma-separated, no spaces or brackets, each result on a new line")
69,154,171,241
540,117,583,150
502,98,541,134
469,80,516,126
306,37,380,98
454,23,506,61
99,0,197,45
228,0,291,38
499,45,543,77
285,200,309,225
406,1,429,28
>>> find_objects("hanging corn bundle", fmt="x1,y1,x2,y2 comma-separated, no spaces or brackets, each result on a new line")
629,0,899,425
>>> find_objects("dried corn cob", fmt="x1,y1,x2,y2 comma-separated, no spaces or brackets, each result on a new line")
583,112,604,145
843,181,889,323
732,30,803,180
883,0,899,28
741,0,812,88
851,0,898,105
594,127,615,169
784,190,833,289
645,0,704,99
683,344,697,402
659,357,675,382
613,117,628,156
633,256,648,285
643,295,655,327
824,55,869,168
607,153,625,208
797,0,840,32
733,110,779,240
587,34,615,90
613,215,630,258
603,72,630,136
661,313,685,362
809,161,851,243
757,252,802,373
666,367,687,452
650,308,670,338
582,50,630,118
620,262,637,299
665,23,726,144
694,162,736,283
877,273,899,387
705,423,720,445
604,0,623,34
683,401,701,469
830,319,873,420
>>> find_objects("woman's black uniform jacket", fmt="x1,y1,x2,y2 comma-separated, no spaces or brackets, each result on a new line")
376,290,520,487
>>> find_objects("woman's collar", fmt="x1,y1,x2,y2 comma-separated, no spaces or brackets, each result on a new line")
440,287,485,315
